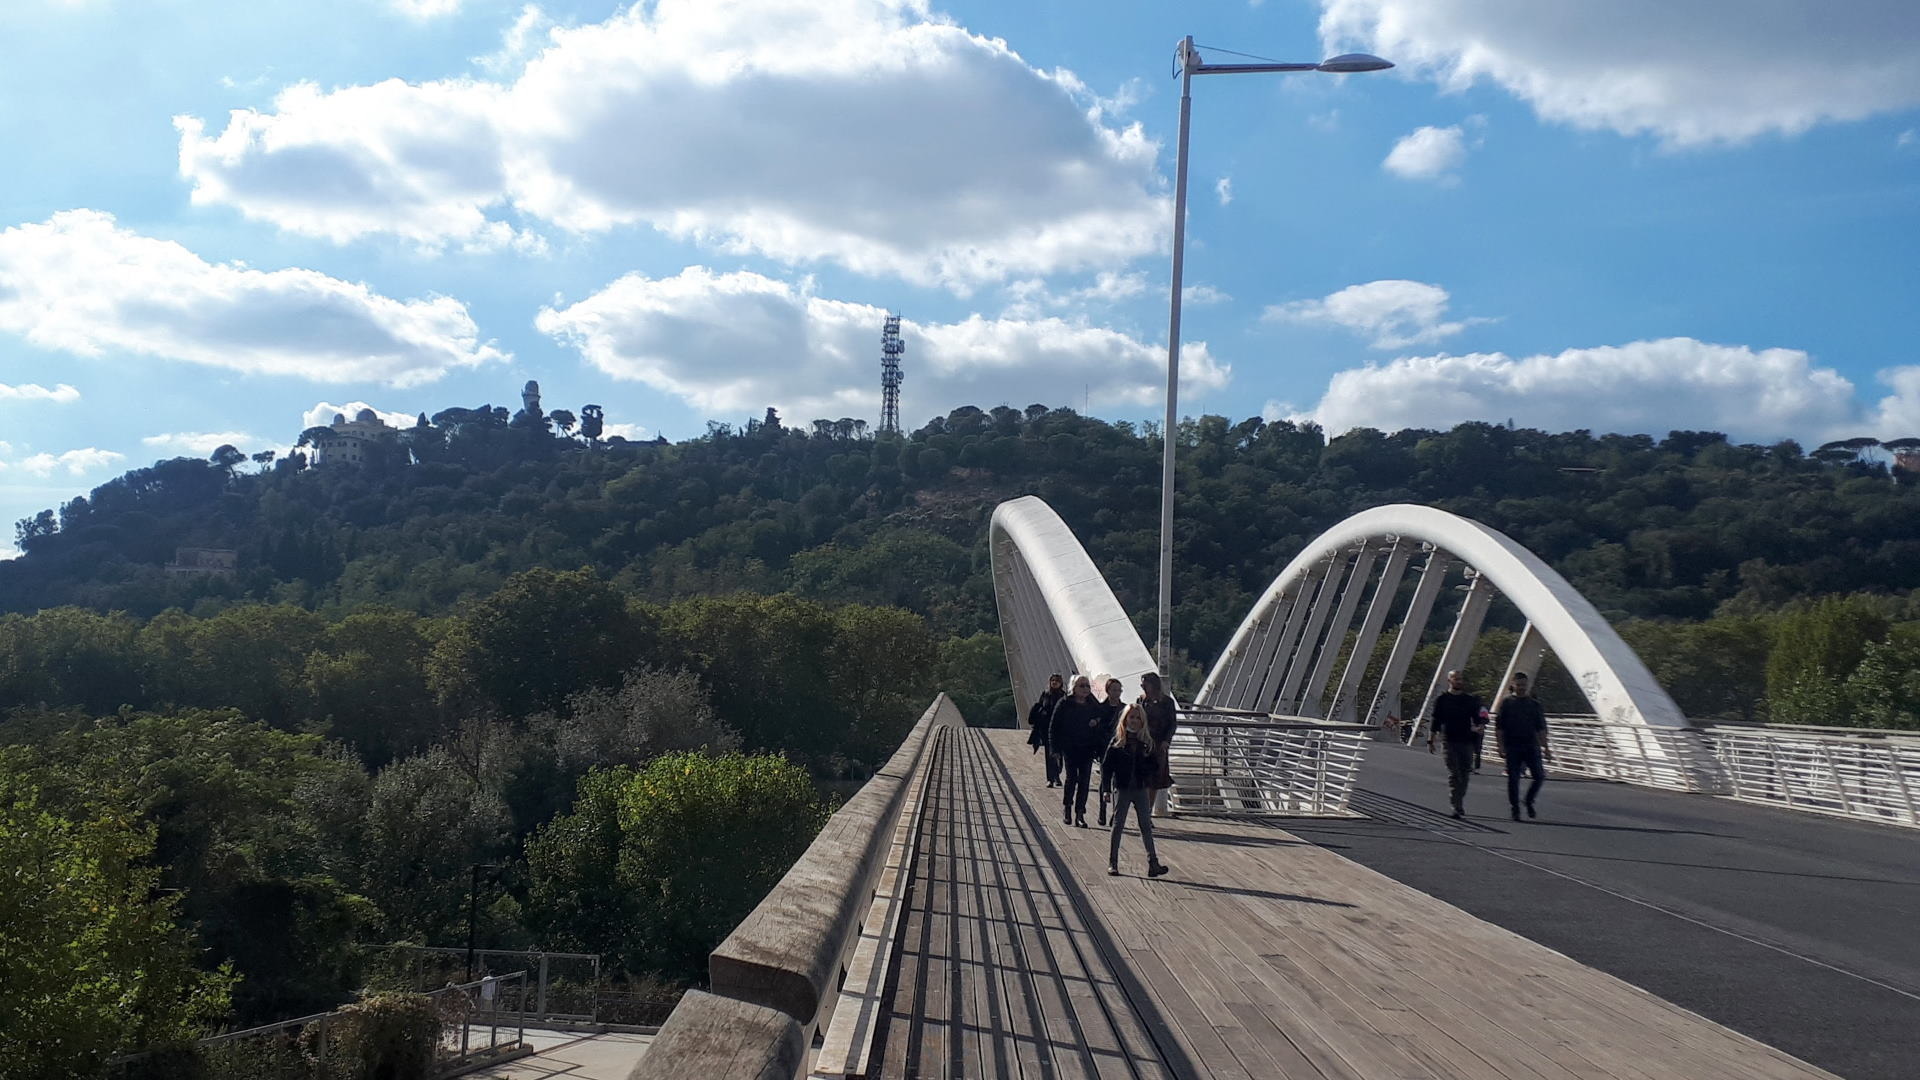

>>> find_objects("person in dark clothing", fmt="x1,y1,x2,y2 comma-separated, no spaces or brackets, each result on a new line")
1103,704,1169,878
1493,672,1552,820
1027,674,1066,787
1051,675,1107,827
1095,677,1125,825
1137,672,1177,816
1425,670,1486,819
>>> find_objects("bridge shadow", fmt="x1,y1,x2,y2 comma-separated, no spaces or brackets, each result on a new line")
1169,879,1356,907
1523,819,1736,837
1154,827,1316,849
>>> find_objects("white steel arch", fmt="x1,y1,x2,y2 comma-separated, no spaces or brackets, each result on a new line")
991,495,1158,717
1196,503,1685,732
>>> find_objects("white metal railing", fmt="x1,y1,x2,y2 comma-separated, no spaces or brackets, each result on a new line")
1502,716,1920,829
1698,722,1920,827
1170,707,1371,816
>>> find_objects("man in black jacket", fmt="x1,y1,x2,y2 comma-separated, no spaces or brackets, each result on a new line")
1425,670,1486,819
1493,672,1552,820
1027,674,1065,787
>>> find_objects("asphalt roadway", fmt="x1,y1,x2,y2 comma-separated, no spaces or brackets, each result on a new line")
1278,739,1920,1080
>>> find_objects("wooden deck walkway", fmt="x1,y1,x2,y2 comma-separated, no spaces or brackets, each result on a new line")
870,725,1842,1079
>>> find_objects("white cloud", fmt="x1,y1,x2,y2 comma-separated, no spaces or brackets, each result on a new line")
1002,270,1149,318
1297,338,1863,443
174,0,1166,288
1320,0,1920,146
0,210,505,386
0,382,81,403
1215,176,1233,206
0,543,18,561
15,448,124,477
302,402,419,430
141,431,266,455
1183,284,1230,306
537,265,1227,420
1899,128,1917,149
1265,279,1487,349
1383,124,1467,182
475,5,555,76
601,422,648,440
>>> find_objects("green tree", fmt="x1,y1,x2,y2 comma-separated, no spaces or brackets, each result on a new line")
435,568,650,716
0,767,233,1079
1766,595,1890,723
526,752,826,979
359,747,512,942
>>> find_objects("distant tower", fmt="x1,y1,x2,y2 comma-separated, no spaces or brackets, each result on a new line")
522,380,542,415
880,315,904,434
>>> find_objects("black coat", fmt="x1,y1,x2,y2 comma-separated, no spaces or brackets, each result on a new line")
1101,735,1157,791
1027,688,1065,748
1049,695,1108,760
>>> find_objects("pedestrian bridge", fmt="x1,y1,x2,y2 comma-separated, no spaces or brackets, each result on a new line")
632,498,1920,1079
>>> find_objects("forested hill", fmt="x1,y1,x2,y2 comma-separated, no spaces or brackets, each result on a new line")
7,403,1920,666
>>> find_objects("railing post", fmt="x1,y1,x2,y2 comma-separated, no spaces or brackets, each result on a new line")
1890,744,1918,826
536,953,549,1018
1819,743,1852,816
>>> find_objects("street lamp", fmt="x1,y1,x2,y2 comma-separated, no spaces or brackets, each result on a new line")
1156,36,1393,675
466,862,504,981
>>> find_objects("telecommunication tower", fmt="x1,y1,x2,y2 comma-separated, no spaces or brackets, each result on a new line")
880,314,905,434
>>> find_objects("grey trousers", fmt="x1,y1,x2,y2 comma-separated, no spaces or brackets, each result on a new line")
1445,742,1476,810
1109,786,1159,867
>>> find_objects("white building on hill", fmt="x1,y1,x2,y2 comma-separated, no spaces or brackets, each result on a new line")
312,408,393,467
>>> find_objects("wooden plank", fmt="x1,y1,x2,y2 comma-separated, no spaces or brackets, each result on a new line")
977,727,1844,1080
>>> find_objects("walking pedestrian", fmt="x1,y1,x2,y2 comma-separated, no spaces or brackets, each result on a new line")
1096,676,1125,826
1027,673,1066,787
1137,672,1177,816
1425,670,1486,819
1493,672,1552,821
1104,704,1170,878
1052,675,1106,827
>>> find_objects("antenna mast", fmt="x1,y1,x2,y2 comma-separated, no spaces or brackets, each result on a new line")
880,313,904,434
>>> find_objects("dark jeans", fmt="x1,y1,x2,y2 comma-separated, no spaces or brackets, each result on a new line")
1471,728,1486,768
1062,756,1093,819
1044,749,1061,785
1505,742,1545,807
1444,741,1476,810
1108,786,1159,867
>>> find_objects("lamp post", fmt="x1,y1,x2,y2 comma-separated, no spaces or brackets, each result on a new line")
1156,36,1393,675
466,862,503,982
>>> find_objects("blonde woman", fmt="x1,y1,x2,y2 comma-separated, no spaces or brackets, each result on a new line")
1101,704,1169,878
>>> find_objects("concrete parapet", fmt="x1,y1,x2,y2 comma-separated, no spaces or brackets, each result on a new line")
625,990,803,1080
707,694,961,1030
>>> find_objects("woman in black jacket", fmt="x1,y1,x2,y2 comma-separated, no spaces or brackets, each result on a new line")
1026,673,1065,787
1102,704,1169,878
1051,676,1107,827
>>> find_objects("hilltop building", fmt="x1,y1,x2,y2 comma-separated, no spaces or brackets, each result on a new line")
165,547,237,575
311,408,394,467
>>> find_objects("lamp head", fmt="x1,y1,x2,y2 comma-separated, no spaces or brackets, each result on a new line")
1317,53,1394,73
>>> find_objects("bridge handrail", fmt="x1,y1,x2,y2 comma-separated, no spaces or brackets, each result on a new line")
633,694,960,1080
1522,715,1919,827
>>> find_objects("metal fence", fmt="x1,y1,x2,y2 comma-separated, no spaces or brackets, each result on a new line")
115,973,529,1080
1169,707,1371,816
360,945,611,1023
1503,716,1920,828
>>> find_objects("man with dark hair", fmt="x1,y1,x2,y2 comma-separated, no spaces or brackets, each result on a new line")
1426,670,1486,819
1494,672,1552,820
1027,673,1066,787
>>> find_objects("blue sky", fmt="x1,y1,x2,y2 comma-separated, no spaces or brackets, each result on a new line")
3,0,1919,554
